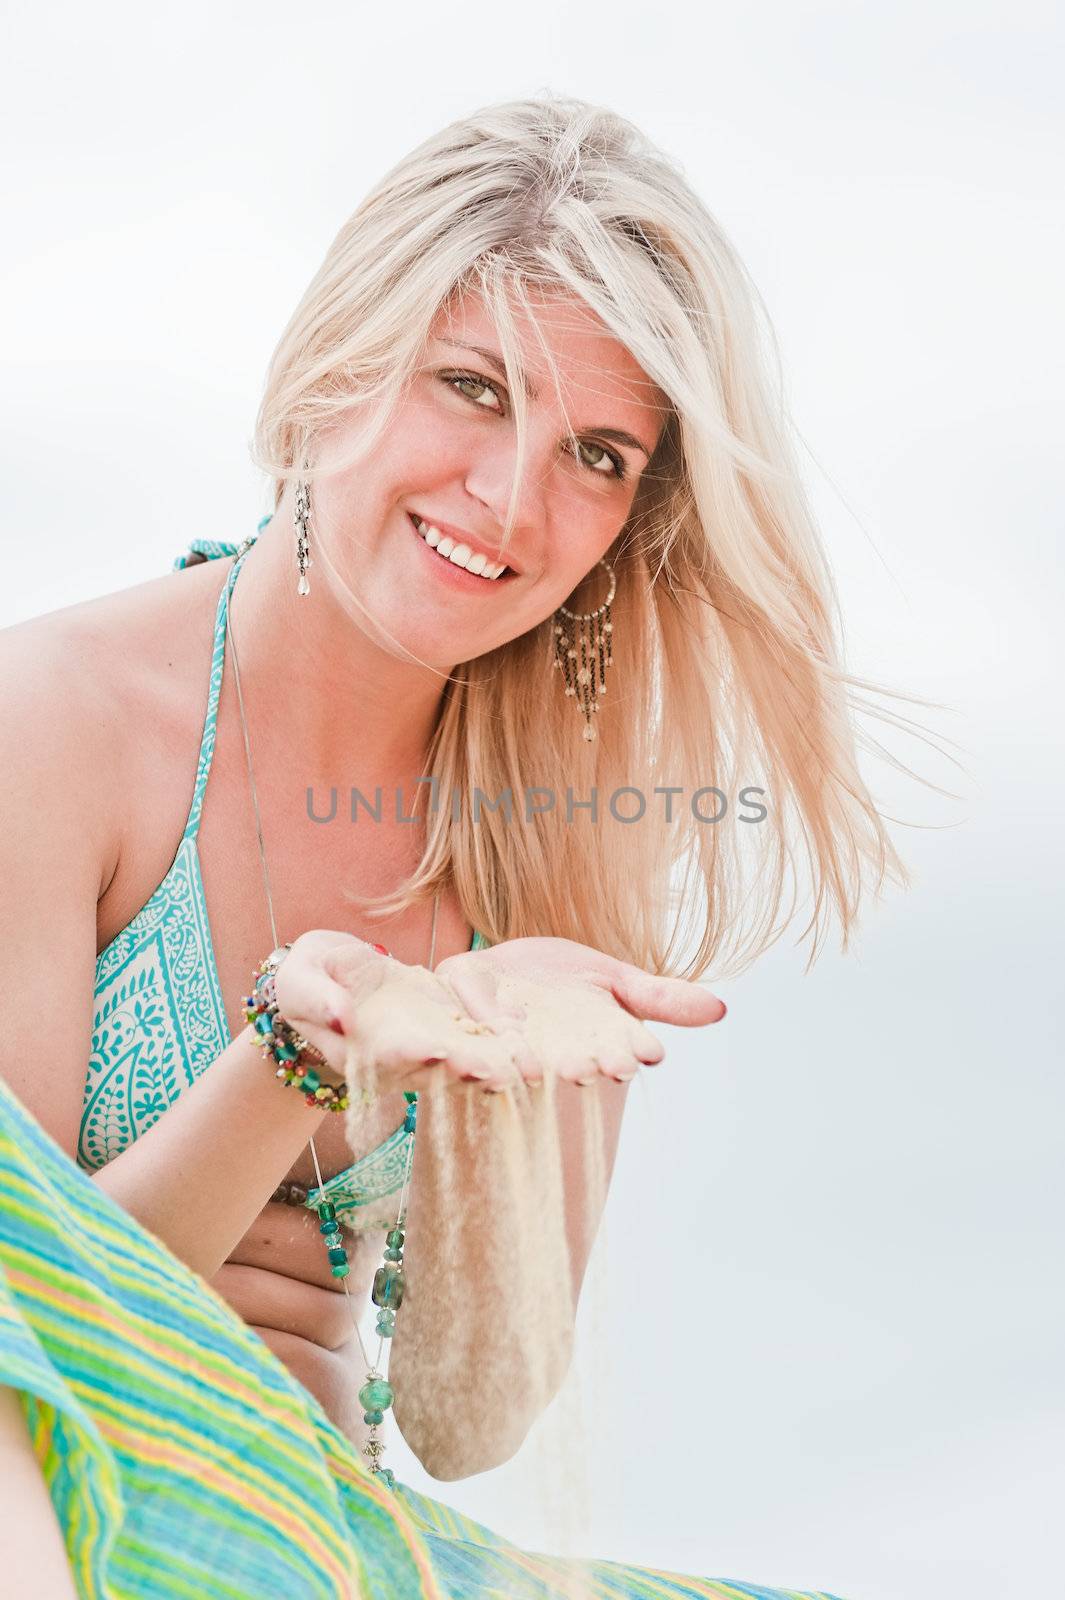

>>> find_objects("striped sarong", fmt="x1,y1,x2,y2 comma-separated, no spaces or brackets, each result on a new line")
0,1078,849,1599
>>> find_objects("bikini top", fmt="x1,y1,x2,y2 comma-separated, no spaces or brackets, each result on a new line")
81,526,485,1230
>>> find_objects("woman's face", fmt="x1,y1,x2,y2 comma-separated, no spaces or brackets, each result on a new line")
312,287,667,666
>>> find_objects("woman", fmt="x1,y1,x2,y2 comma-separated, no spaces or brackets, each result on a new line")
0,93,897,1594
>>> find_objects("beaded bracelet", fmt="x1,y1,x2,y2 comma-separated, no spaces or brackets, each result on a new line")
242,939,392,1114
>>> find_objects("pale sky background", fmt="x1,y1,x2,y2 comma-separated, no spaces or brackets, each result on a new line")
1,3,1061,1597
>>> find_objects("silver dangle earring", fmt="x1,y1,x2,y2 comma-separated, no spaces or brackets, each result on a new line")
552,558,616,741
294,479,312,596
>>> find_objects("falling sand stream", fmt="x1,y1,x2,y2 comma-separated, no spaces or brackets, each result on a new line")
341,969,622,1599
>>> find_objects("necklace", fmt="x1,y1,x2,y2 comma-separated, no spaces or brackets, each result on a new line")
227,546,437,1485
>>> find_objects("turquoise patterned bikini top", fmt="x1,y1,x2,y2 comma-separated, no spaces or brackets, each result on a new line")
82,527,485,1230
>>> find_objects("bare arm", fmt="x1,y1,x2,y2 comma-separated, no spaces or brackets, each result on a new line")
90,1025,334,1276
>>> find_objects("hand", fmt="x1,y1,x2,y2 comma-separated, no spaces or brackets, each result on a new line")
270,930,727,1098
432,935,727,1091
267,929,400,1078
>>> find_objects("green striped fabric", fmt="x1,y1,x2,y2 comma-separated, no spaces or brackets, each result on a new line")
0,1077,850,1599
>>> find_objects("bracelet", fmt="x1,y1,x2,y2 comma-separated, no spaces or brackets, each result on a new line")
242,939,391,1113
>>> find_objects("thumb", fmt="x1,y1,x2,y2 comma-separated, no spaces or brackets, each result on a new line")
608,962,727,1027
277,947,366,1040
443,963,527,1026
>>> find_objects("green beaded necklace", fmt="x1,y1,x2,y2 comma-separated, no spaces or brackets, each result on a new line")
311,1078,424,1484
242,942,433,1483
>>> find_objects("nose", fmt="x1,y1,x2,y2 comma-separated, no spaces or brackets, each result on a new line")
463,426,550,548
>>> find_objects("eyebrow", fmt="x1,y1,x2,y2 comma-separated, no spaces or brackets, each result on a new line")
434,339,656,460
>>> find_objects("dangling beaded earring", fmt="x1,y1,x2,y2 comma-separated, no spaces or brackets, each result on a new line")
552,557,616,741
294,479,312,596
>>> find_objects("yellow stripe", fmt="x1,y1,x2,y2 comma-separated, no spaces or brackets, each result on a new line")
2,1183,301,1405
7,1282,363,1578
97,1414,355,1589
5,1257,305,1433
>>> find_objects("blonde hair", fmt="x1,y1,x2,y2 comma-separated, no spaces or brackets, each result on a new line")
253,93,932,977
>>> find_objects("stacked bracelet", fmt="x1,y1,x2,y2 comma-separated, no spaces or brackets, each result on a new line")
242,940,392,1114
243,950,347,1112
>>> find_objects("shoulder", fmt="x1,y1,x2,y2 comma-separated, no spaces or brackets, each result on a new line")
0,563,226,896
2,557,225,687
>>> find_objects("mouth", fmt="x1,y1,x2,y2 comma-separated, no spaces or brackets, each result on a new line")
408,513,516,583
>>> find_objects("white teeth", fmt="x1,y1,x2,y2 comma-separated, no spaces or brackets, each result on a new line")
412,516,508,580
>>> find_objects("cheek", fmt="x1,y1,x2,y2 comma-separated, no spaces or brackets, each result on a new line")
321,395,466,496
545,496,626,582
377,408,469,493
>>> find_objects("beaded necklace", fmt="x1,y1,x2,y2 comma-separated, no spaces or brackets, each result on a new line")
228,544,436,1485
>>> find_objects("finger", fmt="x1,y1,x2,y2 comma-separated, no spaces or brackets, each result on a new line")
374,1049,473,1094
278,950,363,1038
462,1029,534,1095
439,1015,537,1091
557,1052,601,1088
608,965,726,1027
386,1030,518,1094
443,965,527,1026
323,945,403,1016
518,1050,545,1088
475,1032,531,1093
593,1044,640,1083
628,1020,666,1065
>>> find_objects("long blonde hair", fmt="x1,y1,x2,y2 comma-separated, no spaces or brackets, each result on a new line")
253,93,929,977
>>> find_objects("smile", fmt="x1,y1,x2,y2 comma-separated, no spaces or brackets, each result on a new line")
409,514,513,581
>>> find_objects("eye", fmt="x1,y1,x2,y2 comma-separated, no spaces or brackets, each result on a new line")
440,370,505,412
571,439,627,482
